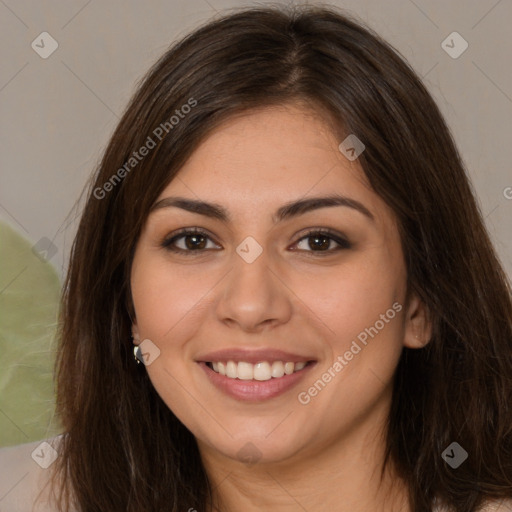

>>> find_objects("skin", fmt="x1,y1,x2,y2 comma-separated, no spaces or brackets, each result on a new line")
130,103,431,511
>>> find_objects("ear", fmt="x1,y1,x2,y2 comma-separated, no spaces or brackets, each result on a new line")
403,293,432,349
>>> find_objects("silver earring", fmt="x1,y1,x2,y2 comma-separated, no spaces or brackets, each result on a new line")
132,339,142,364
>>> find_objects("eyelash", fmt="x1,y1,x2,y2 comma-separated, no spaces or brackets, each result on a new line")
161,227,352,255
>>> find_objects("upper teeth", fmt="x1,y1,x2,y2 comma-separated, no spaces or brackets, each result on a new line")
211,361,307,381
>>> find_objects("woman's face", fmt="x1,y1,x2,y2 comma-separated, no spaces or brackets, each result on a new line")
130,103,428,467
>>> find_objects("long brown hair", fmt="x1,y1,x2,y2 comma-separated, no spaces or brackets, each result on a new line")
51,5,512,511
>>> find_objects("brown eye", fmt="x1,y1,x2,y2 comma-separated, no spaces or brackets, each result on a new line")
162,229,221,253
306,234,331,251
183,234,207,250
293,229,351,253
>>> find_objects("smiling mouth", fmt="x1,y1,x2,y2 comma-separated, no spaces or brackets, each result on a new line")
205,360,314,381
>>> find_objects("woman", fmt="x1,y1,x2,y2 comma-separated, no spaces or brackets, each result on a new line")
1,4,511,511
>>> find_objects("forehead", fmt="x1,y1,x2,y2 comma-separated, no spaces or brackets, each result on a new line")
157,104,394,230
174,104,350,186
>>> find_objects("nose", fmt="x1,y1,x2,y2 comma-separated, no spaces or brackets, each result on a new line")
214,246,293,333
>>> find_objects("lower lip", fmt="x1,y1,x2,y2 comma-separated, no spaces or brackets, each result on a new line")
198,362,316,402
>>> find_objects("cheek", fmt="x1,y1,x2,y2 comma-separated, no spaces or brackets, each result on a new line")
291,253,404,350
131,256,215,341
289,261,405,420
130,256,210,415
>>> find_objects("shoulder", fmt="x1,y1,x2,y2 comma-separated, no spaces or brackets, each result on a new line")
0,436,66,512
435,497,512,511
483,499,512,511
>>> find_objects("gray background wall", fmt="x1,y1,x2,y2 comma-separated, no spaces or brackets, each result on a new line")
1,0,511,278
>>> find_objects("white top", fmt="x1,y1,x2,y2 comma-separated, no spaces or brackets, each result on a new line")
1,437,511,511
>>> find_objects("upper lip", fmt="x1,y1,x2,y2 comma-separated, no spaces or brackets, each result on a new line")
195,348,316,364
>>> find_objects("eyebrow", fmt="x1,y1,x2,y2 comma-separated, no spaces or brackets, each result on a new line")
151,194,374,223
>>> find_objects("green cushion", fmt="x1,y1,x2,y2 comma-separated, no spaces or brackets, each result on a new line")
0,221,62,447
